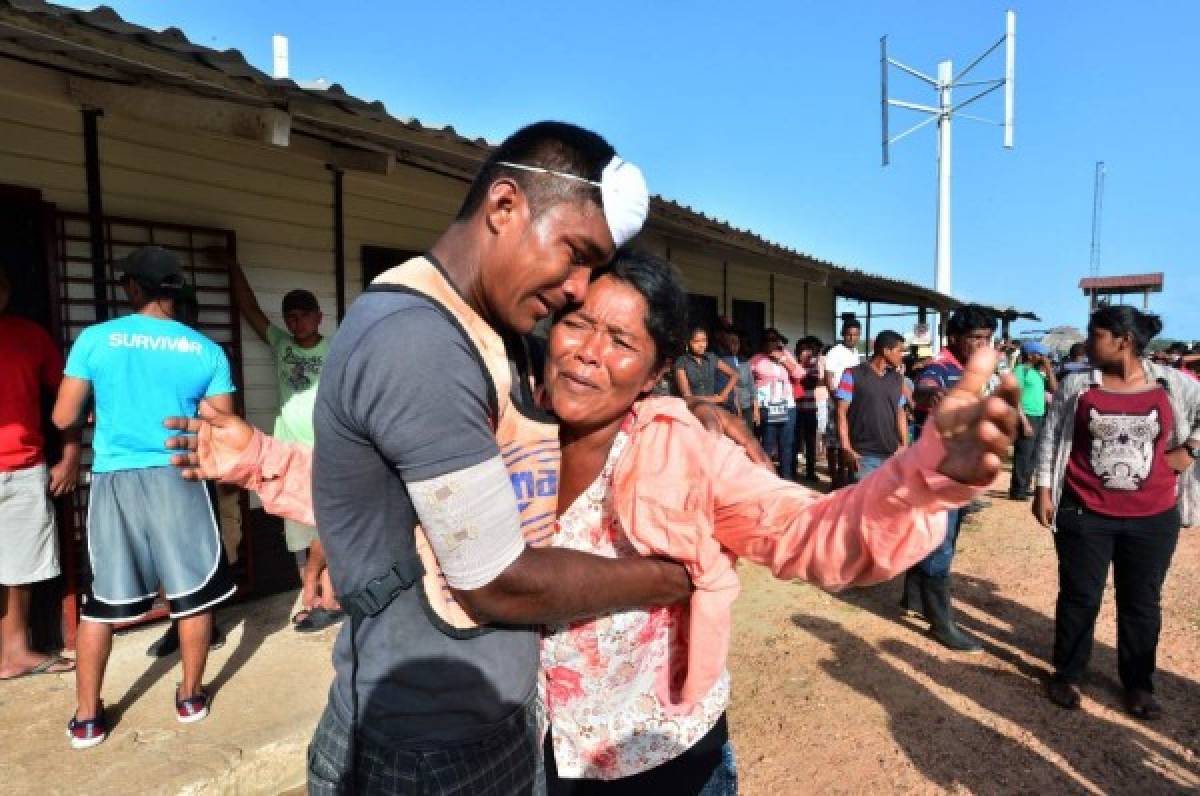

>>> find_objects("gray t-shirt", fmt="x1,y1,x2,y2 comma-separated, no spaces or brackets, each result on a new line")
313,290,538,746
676,351,719,397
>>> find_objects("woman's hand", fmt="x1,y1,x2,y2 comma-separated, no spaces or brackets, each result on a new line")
1033,487,1055,528
163,402,256,480
932,348,1021,486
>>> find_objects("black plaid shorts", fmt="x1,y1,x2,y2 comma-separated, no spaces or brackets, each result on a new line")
307,700,545,795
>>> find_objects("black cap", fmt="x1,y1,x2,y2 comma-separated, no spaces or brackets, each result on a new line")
282,289,320,314
117,246,185,290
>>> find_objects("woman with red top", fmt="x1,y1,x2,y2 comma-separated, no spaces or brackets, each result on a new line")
1034,305,1200,720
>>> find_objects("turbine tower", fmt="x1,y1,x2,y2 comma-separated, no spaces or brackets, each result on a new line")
881,10,1016,298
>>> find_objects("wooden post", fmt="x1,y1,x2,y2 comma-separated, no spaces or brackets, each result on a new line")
803,282,810,335
327,166,346,322
82,107,109,322
769,273,775,327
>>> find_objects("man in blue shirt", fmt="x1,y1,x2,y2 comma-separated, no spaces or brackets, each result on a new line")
53,247,236,749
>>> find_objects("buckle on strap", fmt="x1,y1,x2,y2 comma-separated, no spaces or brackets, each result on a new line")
344,558,424,620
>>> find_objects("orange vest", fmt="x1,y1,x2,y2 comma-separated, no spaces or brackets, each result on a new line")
372,256,559,630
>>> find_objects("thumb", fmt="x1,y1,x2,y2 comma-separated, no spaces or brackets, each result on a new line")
954,347,999,398
197,400,230,425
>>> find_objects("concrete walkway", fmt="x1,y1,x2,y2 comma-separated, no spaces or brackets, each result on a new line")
0,590,332,795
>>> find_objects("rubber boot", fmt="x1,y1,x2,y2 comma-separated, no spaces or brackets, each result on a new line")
920,574,983,654
900,569,924,618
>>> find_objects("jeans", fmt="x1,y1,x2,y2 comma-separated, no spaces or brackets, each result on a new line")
699,742,738,795
1010,414,1043,498
760,408,797,480
1052,499,1180,691
856,454,888,480
546,716,735,795
794,409,819,477
916,508,963,578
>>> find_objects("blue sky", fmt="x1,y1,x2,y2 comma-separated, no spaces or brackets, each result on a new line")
61,1,1199,339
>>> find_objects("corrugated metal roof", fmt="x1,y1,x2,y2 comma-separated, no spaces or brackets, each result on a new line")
0,0,993,313
1079,273,1164,291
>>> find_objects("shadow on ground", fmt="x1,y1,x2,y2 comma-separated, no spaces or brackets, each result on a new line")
109,591,294,727
791,572,1200,793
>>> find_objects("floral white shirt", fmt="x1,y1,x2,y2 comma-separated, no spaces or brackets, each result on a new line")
541,431,730,780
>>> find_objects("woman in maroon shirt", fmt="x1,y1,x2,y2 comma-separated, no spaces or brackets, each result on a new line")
1036,306,1200,719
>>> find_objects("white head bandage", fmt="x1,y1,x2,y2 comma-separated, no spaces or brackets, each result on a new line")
496,155,649,248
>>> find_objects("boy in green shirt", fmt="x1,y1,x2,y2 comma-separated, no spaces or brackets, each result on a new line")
1010,342,1058,499
223,252,340,632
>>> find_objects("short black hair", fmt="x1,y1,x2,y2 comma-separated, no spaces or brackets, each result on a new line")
798,335,823,352
1090,305,1163,356
841,319,862,334
946,304,998,337
1068,342,1086,360
593,249,687,370
456,121,615,222
873,330,905,355
282,289,320,314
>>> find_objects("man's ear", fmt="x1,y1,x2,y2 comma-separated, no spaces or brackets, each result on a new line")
483,178,524,236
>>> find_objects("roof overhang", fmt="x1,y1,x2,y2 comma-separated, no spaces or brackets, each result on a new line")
0,0,1036,318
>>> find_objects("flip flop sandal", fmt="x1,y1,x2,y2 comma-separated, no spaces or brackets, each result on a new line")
1,655,75,681
294,608,345,634
291,609,313,625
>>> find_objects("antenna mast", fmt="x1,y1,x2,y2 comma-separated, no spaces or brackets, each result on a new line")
881,10,1016,298
1089,161,1106,277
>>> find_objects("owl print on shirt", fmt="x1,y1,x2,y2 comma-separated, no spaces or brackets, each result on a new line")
1088,407,1160,491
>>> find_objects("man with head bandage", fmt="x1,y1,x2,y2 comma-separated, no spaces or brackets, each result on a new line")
307,122,678,794
169,122,677,794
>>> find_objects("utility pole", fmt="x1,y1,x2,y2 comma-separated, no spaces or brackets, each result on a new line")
1089,161,1106,277
881,10,1016,300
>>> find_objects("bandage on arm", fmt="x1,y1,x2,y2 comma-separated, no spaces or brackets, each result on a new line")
408,454,526,591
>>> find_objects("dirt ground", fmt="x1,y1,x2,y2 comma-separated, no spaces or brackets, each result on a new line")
726,471,1200,795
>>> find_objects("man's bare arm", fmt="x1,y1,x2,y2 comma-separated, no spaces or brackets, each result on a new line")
52,376,92,431
456,548,691,625
210,250,270,343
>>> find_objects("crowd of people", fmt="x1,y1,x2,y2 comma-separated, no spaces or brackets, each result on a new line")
1,120,1197,795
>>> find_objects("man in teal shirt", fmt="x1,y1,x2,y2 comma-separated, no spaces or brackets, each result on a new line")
220,251,339,632
1010,342,1057,499
53,247,236,748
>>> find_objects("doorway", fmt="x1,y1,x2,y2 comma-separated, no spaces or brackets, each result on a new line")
732,299,766,354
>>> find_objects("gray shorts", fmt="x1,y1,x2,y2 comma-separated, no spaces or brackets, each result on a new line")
82,466,235,622
0,465,60,586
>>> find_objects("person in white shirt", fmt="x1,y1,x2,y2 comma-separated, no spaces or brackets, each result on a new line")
824,320,863,488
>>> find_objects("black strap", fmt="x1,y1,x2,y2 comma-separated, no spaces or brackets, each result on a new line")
343,554,423,787
342,556,425,621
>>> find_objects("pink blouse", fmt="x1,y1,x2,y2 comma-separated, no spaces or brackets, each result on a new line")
541,431,729,780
